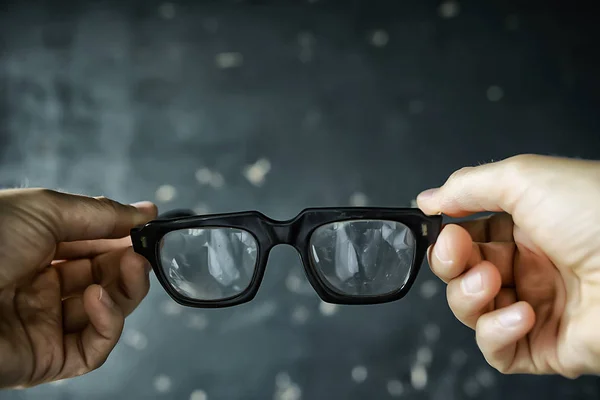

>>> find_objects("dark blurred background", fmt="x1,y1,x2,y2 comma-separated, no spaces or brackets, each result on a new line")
1,0,599,399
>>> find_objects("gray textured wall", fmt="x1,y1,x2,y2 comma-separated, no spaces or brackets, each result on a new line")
0,1,599,399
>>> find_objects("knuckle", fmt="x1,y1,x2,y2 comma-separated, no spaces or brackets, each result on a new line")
95,196,116,211
88,355,109,372
142,278,151,298
475,324,522,375
446,166,473,185
503,154,538,180
500,155,539,212
83,339,115,372
32,188,56,198
491,361,512,375
16,188,64,239
23,188,58,209
445,281,460,305
98,196,120,215
508,153,538,163
95,196,120,231
95,195,110,203
136,277,151,303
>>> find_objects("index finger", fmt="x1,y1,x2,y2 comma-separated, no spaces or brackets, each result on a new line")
416,155,532,218
44,191,158,242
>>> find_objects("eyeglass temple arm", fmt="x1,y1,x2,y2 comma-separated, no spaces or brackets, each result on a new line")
156,209,196,220
130,209,197,239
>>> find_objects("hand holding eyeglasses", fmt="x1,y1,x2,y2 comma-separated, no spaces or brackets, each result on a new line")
0,189,157,388
417,154,600,378
0,154,599,389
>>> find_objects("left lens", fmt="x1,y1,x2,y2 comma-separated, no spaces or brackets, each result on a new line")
159,227,258,301
309,219,416,296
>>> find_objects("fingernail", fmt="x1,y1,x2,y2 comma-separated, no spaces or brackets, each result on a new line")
497,309,523,328
433,240,452,264
417,188,438,201
98,287,115,308
132,201,157,213
461,271,483,294
426,245,433,266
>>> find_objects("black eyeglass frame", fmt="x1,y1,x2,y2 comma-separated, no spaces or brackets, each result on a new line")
130,208,442,308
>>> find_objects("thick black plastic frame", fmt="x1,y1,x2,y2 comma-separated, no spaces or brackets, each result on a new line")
131,208,443,308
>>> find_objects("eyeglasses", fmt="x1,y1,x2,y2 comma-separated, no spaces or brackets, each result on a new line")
131,208,442,308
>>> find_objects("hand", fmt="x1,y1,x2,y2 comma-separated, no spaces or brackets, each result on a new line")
0,189,157,388
417,154,600,378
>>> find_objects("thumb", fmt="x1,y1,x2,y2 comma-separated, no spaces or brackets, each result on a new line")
42,190,158,242
416,155,531,218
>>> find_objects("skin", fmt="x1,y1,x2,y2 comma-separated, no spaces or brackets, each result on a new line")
417,154,600,378
0,189,157,388
0,153,599,388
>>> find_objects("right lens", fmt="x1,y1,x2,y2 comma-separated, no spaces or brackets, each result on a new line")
159,227,258,301
309,220,416,296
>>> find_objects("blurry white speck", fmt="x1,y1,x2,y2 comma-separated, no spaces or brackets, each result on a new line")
463,378,480,397
285,272,312,295
286,273,302,293
153,375,172,393
156,185,177,203
351,365,368,383
195,168,225,188
451,349,468,366
215,52,244,69
275,372,292,388
274,385,302,400
349,192,369,207
202,18,219,33
303,109,322,127
122,329,148,350
243,158,272,187
209,171,225,188
420,280,439,299
410,364,428,390
291,305,310,325
194,203,211,215
505,14,520,31
297,31,315,47
190,389,208,400
49,379,67,386
438,1,460,19
416,347,433,365
369,30,389,47
319,301,338,316
409,100,425,114
475,368,496,387
299,48,313,63
160,300,183,316
424,323,441,342
186,314,209,331
158,2,176,19
410,198,418,208
297,34,314,63
386,380,404,397
486,85,504,102
195,168,213,185
273,373,302,400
